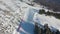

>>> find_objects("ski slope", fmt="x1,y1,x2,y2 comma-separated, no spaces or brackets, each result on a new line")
18,1,60,34
16,4,40,34
0,0,60,34
16,2,60,34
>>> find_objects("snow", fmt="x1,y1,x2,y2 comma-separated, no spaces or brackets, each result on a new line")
34,13,60,31
0,0,60,34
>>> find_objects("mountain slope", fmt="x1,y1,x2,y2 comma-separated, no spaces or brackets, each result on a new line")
0,0,60,34
34,0,60,12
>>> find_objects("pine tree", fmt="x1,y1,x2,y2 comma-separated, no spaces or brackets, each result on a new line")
39,9,45,14
56,30,60,34
44,24,52,34
34,22,39,34
38,27,43,34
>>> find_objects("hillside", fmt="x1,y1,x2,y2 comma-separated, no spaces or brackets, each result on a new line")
34,0,60,12
0,0,60,34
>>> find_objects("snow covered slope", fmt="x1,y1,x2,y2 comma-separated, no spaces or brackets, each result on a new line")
34,13,60,31
0,0,39,34
0,0,60,34
0,0,23,34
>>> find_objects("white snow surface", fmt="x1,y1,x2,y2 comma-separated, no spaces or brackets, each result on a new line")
0,0,60,34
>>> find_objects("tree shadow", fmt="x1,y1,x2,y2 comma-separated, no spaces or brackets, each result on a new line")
17,21,34,34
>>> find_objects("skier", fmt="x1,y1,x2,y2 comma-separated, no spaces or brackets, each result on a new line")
17,18,24,32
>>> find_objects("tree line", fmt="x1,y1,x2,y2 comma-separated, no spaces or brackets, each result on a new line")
34,22,60,34
38,9,60,19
